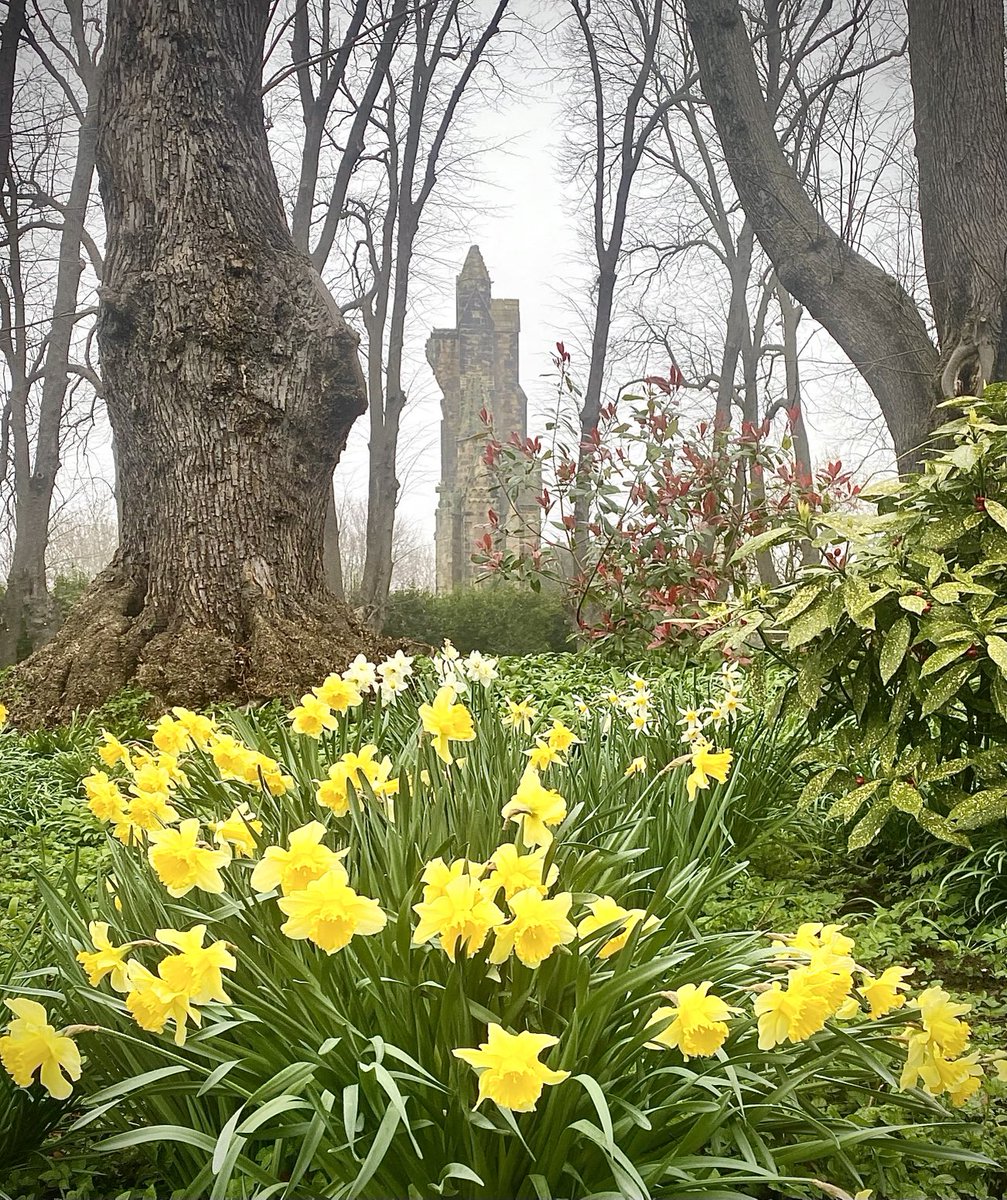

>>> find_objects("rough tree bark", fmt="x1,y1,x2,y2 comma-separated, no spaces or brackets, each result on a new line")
908,0,1007,394
10,0,379,718
684,0,939,472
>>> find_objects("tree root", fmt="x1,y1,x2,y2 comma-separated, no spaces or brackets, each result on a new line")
3,565,396,726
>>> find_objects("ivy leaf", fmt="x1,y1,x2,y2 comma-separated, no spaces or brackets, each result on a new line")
879,617,911,684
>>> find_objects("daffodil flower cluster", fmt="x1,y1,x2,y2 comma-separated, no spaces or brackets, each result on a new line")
677,659,748,744
9,654,994,1146
252,821,386,954
83,710,288,849
75,919,235,1047
430,640,500,694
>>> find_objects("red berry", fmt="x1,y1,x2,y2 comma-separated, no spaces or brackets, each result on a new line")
855,774,866,785
975,495,987,511
966,645,978,659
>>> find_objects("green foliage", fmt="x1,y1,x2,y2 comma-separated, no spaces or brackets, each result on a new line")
3,666,980,1199
383,584,570,654
51,572,91,625
707,829,1007,1200
716,389,1007,850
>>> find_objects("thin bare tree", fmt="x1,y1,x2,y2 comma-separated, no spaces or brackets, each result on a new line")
0,0,102,664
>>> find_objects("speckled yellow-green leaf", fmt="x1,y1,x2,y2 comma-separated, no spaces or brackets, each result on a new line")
847,797,893,850
799,765,839,810
786,591,841,650
916,809,971,848
930,583,963,605
984,498,1007,532
920,659,976,716
830,779,880,822
879,616,911,684
842,575,876,629
948,787,1007,830
730,526,791,563
776,582,826,625
898,594,927,615
920,642,967,679
985,634,1007,679
889,781,922,815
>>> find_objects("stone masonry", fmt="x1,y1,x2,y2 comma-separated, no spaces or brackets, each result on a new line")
427,246,539,592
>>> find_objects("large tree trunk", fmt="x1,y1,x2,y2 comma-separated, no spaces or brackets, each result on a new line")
908,0,1007,394
684,0,939,472
10,0,379,719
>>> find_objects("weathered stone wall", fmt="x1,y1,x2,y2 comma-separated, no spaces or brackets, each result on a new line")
427,246,539,592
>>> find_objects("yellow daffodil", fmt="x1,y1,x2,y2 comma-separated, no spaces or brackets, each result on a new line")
316,745,398,816
0,702,7,728
784,922,856,959
313,673,363,713
170,706,217,748
624,756,647,777
288,693,338,738
97,730,132,770
83,771,127,823
0,999,81,1099
901,1031,983,1105
209,735,260,785
502,697,538,735
489,889,576,968
686,740,733,802
211,804,263,857
150,715,193,757
419,686,476,764
453,1023,568,1112
277,870,386,953
124,961,201,1046
250,821,348,895
858,966,913,1019
256,754,293,796
128,758,176,799
546,721,580,754
524,740,561,770
155,925,236,1003
754,978,822,1049
76,921,130,992
577,895,659,958
485,844,557,901
111,791,181,845
916,986,971,1057
501,766,567,848
412,874,504,961
147,819,231,897
648,982,737,1059
418,857,486,903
